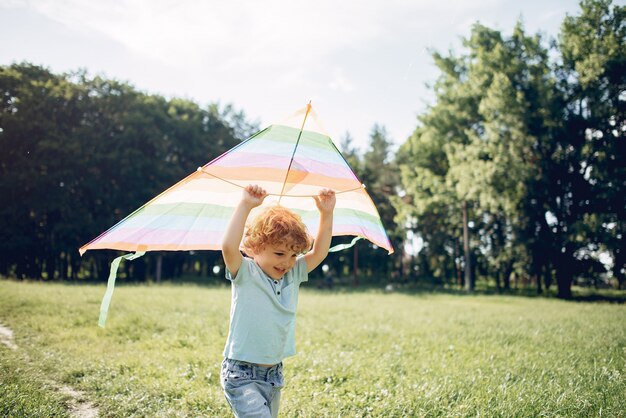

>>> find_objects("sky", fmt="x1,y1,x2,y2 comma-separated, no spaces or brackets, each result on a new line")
0,0,583,151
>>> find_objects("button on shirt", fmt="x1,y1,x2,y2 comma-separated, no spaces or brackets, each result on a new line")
223,256,308,365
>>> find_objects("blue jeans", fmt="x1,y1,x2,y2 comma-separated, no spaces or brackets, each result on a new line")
221,358,284,418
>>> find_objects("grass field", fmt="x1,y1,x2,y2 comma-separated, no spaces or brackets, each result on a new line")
1,279,625,417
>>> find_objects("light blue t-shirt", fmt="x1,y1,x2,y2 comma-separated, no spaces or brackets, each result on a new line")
223,256,308,364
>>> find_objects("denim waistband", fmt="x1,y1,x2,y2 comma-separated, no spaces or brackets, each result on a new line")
225,358,282,380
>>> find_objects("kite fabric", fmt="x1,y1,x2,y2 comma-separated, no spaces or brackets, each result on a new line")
79,104,394,256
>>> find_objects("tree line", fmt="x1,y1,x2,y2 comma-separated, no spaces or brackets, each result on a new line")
0,0,623,298
0,63,256,282
311,0,624,298
392,0,625,298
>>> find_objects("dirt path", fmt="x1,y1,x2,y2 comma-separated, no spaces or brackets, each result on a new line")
59,386,99,418
0,322,99,418
0,322,17,350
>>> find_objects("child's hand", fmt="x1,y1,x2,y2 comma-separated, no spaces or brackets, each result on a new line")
313,189,336,214
242,184,267,208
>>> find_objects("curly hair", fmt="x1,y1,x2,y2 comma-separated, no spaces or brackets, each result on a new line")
243,206,312,255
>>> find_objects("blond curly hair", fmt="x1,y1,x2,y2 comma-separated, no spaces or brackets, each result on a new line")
243,206,312,255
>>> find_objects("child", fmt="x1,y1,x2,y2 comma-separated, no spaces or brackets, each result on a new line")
220,184,336,417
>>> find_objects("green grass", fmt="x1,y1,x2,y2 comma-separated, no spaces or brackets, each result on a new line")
0,351,69,417
1,280,624,417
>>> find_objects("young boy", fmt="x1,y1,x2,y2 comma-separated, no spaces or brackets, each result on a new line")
221,184,336,417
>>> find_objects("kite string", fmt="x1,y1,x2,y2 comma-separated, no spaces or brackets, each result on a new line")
197,167,364,197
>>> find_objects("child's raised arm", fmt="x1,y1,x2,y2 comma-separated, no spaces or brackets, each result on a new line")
222,184,267,277
304,189,336,273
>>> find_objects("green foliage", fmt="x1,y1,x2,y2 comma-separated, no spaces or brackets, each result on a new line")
1,280,625,416
395,0,625,296
339,132,361,177
556,0,626,290
0,63,253,282
360,125,402,270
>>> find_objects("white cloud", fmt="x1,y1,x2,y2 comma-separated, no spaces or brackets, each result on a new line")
328,67,355,92
15,0,386,68
11,0,508,69
2,0,581,149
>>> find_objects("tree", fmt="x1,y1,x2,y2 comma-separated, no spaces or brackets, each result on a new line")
339,132,362,178
360,125,402,279
0,63,248,281
554,0,626,292
395,22,561,293
396,1,624,297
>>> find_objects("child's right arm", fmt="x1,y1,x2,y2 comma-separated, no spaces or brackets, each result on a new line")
221,184,267,277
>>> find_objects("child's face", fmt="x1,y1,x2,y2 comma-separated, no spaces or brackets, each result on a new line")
252,243,298,280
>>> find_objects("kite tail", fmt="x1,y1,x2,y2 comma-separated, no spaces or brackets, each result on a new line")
328,236,362,253
99,251,146,328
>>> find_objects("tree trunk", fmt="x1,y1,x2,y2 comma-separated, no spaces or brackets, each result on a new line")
462,201,473,292
90,258,98,282
612,247,625,290
61,254,69,280
495,270,501,292
353,243,359,286
536,274,543,294
470,251,476,289
453,240,462,287
98,258,110,282
155,254,163,284
555,254,573,299
135,257,146,282
70,254,80,280
534,257,543,295
46,256,56,280
24,257,39,279
503,261,513,290
556,271,573,299
543,262,553,290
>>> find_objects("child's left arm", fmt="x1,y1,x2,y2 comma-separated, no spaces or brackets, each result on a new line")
304,189,336,273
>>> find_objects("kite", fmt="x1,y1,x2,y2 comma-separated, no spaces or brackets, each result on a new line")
80,103,393,326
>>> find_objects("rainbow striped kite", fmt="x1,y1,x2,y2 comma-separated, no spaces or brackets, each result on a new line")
81,104,393,326
80,104,393,256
